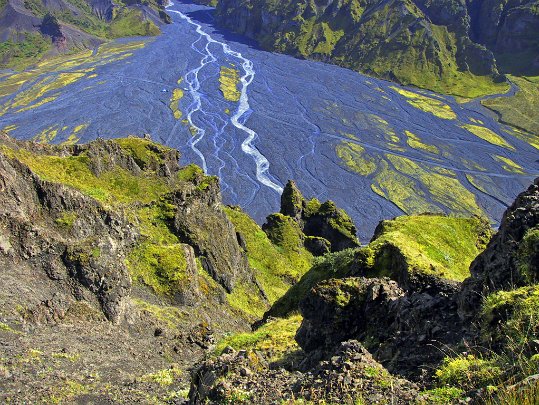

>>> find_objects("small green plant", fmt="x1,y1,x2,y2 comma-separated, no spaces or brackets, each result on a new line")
55,212,77,229
435,355,502,391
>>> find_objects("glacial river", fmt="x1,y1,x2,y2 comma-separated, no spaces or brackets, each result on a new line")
1,1,537,240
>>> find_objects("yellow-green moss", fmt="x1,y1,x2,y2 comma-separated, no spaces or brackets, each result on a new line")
435,355,502,391
215,314,302,363
373,154,483,217
169,88,184,120
335,141,376,175
219,67,241,102
224,207,313,305
133,298,186,330
127,204,188,295
55,212,77,229
141,367,182,386
3,145,170,205
461,124,514,150
482,75,539,136
368,215,492,282
492,155,525,174
390,87,456,120
405,130,439,154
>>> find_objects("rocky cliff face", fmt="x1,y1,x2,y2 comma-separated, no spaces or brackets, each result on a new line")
0,133,295,402
214,0,539,95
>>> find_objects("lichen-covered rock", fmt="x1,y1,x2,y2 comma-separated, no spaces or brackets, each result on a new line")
266,180,359,254
296,276,465,379
459,178,539,320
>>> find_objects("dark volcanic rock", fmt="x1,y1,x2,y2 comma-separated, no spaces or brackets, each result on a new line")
188,339,419,404
297,276,465,379
458,177,539,319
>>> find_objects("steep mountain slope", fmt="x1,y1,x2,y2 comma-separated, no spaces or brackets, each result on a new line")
214,0,539,97
193,178,539,404
0,0,169,68
0,133,317,401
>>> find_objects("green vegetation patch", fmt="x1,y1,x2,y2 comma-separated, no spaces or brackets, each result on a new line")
390,86,456,120
435,355,502,391
335,141,376,175
127,204,189,295
225,207,313,304
0,32,51,70
269,214,490,316
115,137,172,168
373,154,483,217
405,130,439,154
492,155,524,174
3,146,170,205
219,66,241,102
215,314,302,364
481,284,539,348
109,8,161,38
482,76,539,136
368,215,492,282
461,124,514,150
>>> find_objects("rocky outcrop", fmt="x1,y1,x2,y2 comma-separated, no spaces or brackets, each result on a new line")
0,138,137,322
458,177,539,319
189,340,419,404
171,177,249,292
264,180,359,255
296,276,464,379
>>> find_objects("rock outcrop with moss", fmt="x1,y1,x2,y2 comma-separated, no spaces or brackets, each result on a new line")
0,133,308,402
263,180,360,256
213,0,539,97
2,132,539,403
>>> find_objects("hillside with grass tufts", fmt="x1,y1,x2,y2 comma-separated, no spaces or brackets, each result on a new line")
0,133,538,403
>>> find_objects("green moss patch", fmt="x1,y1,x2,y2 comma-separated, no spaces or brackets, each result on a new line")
225,207,313,305
368,215,492,282
215,314,302,364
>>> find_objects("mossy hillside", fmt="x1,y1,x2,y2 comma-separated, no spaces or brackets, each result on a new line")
218,0,510,98
1,0,165,69
267,215,490,317
482,76,539,136
1,145,171,205
214,314,302,364
367,215,492,282
0,32,51,70
225,207,313,305
267,248,358,317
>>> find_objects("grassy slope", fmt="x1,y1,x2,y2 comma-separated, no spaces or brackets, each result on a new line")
268,215,491,317
0,0,163,69
482,76,539,137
